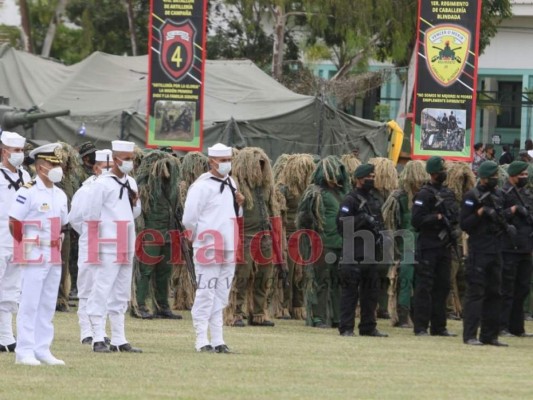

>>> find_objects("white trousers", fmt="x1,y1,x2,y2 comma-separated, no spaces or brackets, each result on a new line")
0,250,21,345
86,253,132,346
15,247,61,360
191,250,235,350
77,251,108,341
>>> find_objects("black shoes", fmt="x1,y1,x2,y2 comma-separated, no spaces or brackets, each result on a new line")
340,330,355,337
464,338,483,346
215,344,231,353
431,330,457,337
415,330,429,336
249,320,275,327
499,330,515,338
109,343,143,353
154,308,183,320
135,306,153,320
0,342,16,352
93,341,111,353
361,329,388,337
481,339,509,347
517,332,533,338
232,319,245,327
199,345,215,353
81,337,93,345
313,321,329,329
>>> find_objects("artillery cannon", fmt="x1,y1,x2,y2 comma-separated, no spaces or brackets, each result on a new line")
0,106,70,130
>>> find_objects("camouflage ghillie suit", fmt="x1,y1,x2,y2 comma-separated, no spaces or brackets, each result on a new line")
296,155,350,328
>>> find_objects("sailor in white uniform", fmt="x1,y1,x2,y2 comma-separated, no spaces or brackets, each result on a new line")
85,140,142,353
183,143,243,353
69,149,113,345
9,143,68,366
0,131,31,353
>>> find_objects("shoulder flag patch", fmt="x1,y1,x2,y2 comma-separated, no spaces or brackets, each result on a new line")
16,195,26,204
464,200,474,206
414,200,423,206
341,206,350,213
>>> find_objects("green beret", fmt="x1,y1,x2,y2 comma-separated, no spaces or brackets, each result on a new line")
426,156,445,174
478,161,499,178
507,161,528,177
354,163,374,178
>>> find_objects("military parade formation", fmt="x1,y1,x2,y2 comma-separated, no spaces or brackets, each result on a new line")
2,131,533,366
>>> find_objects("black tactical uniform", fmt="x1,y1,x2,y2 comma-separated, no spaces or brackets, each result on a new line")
500,181,533,336
411,182,458,336
336,187,386,336
460,183,513,344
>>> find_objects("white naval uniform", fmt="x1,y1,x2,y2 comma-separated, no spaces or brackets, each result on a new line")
0,165,31,346
8,176,68,361
68,174,108,341
85,173,140,346
183,172,241,351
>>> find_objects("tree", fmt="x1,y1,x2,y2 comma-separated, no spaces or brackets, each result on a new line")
41,0,69,58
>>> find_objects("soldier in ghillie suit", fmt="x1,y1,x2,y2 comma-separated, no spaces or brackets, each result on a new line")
131,150,183,320
56,142,83,312
272,154,291,182
229,147,280,327
276,154,316,320
340,153,362,187
296,155,350,328
172,151,209,311
382,160,428,327
443,161,475,319
368,157,399,319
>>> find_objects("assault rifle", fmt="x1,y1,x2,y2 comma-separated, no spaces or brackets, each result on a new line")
505,185,533,235
356,194,384,248
433,190,461,261
477,190,517,237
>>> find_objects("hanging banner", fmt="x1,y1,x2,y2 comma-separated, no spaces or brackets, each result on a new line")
411,0,482,161
146,0,207,150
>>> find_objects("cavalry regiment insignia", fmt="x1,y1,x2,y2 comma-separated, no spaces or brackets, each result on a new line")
424,24,470,87
159,19,196,82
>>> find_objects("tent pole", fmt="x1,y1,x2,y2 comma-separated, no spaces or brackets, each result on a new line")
317,88,325,156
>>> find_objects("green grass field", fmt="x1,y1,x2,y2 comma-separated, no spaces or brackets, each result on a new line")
1,313,533,400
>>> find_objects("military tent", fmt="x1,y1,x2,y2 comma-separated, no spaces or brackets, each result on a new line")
0,44,390,161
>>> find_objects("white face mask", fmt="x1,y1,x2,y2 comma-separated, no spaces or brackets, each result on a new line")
46,166,63,183
217,162,231,176
118,159,134,174
8,152,24,167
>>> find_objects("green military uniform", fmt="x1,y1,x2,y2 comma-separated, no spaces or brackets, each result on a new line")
133,151,182,319
296,155,349,328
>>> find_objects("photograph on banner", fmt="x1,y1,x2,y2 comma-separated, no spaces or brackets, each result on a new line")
154,100,196,142
411,0,482,161
146,0,207,150
420,108,466,152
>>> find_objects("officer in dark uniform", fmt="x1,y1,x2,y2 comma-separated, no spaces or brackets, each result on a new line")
460,161,515,346
411,156,458,337
336,164,388,338
500,161,533,337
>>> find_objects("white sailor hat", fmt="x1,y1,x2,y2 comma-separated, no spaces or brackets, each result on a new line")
29,142,62,164
1,131,26,148
112,140,135,152
95,149,113,162
208,143,232,157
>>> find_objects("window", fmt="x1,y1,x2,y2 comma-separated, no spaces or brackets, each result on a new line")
497,81,522,129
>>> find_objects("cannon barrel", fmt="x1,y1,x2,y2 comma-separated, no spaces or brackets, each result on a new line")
1,107,70,130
